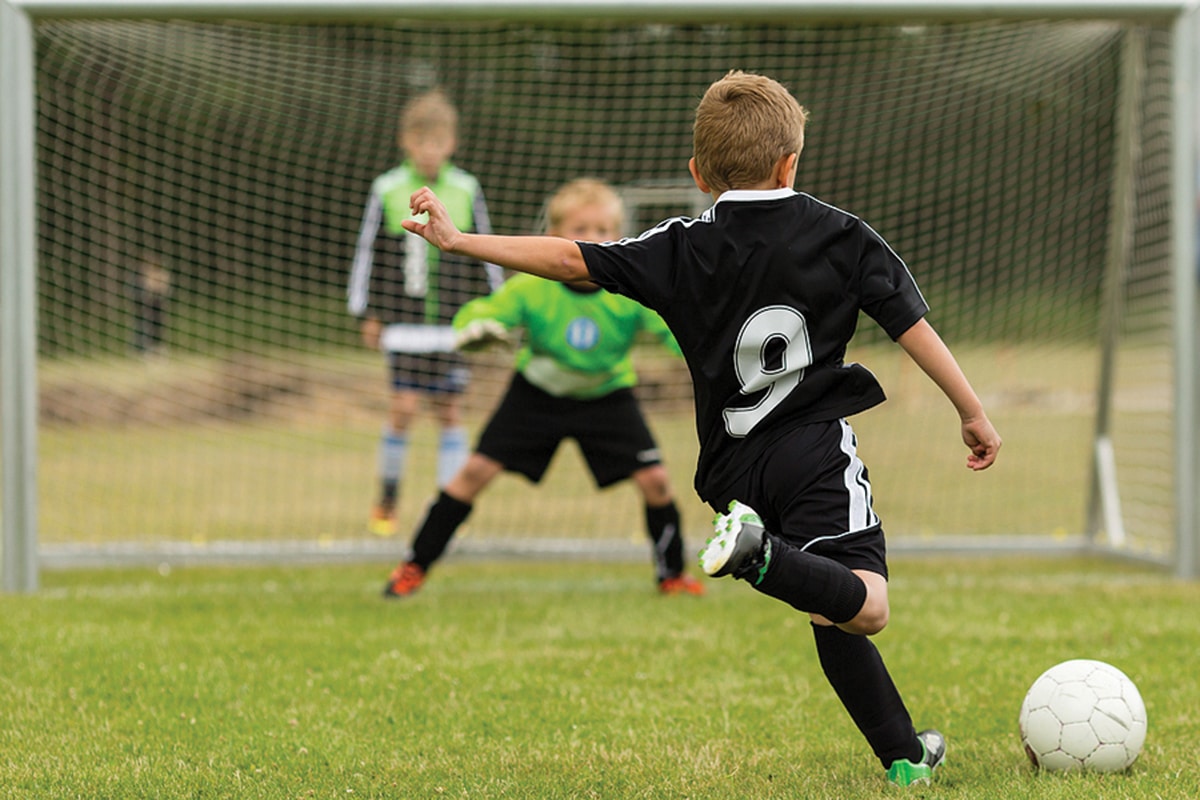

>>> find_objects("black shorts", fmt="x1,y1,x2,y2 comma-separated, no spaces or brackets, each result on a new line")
388,351,470,394
476,373,662,487
711,418,888,578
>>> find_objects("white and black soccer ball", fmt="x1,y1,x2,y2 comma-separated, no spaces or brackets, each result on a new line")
1018,658,1147,772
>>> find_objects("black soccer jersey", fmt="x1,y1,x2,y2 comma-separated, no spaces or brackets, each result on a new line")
579,188,929,501
348,161,502,328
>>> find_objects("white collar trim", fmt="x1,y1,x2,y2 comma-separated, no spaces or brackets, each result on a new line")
714,188,797,205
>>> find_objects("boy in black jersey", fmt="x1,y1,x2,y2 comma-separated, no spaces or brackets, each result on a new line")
399,70,1002,787
347,89,501,537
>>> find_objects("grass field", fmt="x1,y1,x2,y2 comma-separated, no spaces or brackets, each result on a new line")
10,339,1186,796
1,556,1197,798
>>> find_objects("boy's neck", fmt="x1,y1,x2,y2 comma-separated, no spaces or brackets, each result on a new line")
709,170,797,203
407,159,446,183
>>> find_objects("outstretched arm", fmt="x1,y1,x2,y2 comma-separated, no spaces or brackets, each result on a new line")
403,187,590,283
896,318,1001,471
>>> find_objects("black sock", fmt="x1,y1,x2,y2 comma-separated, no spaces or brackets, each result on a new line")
750,533,867,623
381,480,399,507
409,491,472,570
645,501,682,579
812,623,922,768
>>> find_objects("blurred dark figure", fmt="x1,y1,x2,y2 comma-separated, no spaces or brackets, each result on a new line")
131,258,171,354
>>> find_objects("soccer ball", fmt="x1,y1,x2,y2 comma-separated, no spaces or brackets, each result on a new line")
1018,659,1147,772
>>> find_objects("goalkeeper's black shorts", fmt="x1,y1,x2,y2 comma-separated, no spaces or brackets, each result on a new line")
476,372,663,488
387,351,469,394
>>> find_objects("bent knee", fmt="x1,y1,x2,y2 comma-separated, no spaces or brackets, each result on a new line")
844,602,890,636
459,454,495,481
633,465,673,505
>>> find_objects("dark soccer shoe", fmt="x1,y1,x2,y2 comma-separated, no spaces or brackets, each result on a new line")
699,500,769,583
887,729,947,787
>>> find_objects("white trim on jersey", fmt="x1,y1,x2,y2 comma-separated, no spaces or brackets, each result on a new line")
597,188,795,249
601,206,713,247
347,191,382,316
472,190,505,291
689,187,929,316
714,187,796,204
799,191,929,312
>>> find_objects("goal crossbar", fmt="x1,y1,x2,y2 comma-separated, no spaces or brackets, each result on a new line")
8,0,1197,21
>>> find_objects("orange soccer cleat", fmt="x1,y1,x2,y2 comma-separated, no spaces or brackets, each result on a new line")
382,562,426,599
658,573,706,596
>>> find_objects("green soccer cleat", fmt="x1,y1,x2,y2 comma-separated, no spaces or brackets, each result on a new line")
887,729,947,787
698,500,769,582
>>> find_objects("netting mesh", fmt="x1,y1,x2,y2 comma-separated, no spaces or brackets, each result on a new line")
1105,28,1176,558
27,16,1175,560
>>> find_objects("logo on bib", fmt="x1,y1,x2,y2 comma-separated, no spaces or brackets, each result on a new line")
565,317,600,351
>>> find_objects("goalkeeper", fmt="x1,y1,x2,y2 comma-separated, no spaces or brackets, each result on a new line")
382,179,704,598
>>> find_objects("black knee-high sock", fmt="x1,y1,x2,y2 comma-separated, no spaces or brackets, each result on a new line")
409,491,473,570
812,623,922,768
645,501,682,579
750,534,867,623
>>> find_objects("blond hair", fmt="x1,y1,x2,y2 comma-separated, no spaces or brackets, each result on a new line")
544,178,625,233
692,70,808,194
399,89,459,137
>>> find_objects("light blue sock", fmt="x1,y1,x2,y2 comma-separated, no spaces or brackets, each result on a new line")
379,429,408,502
437,427,469,488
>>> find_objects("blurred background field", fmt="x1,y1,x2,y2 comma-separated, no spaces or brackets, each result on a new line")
7,16,1181,567
37,338,1127,551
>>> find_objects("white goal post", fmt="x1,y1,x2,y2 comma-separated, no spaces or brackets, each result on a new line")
2,0,1199,593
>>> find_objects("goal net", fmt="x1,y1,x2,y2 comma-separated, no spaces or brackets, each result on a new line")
7,8,1185,569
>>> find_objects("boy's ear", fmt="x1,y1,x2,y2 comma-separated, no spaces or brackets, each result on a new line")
688,158,712,195
773,153,799,189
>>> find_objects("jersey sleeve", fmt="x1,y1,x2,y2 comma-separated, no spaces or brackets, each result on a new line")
470,186,506,291
347,189,383,318
856,221,930,340
577,225,680,311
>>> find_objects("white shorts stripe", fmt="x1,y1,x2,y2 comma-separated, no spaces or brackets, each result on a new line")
839,418,878,532
797,419,881,554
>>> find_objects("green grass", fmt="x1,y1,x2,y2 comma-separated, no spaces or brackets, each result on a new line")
1,557,1196,798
